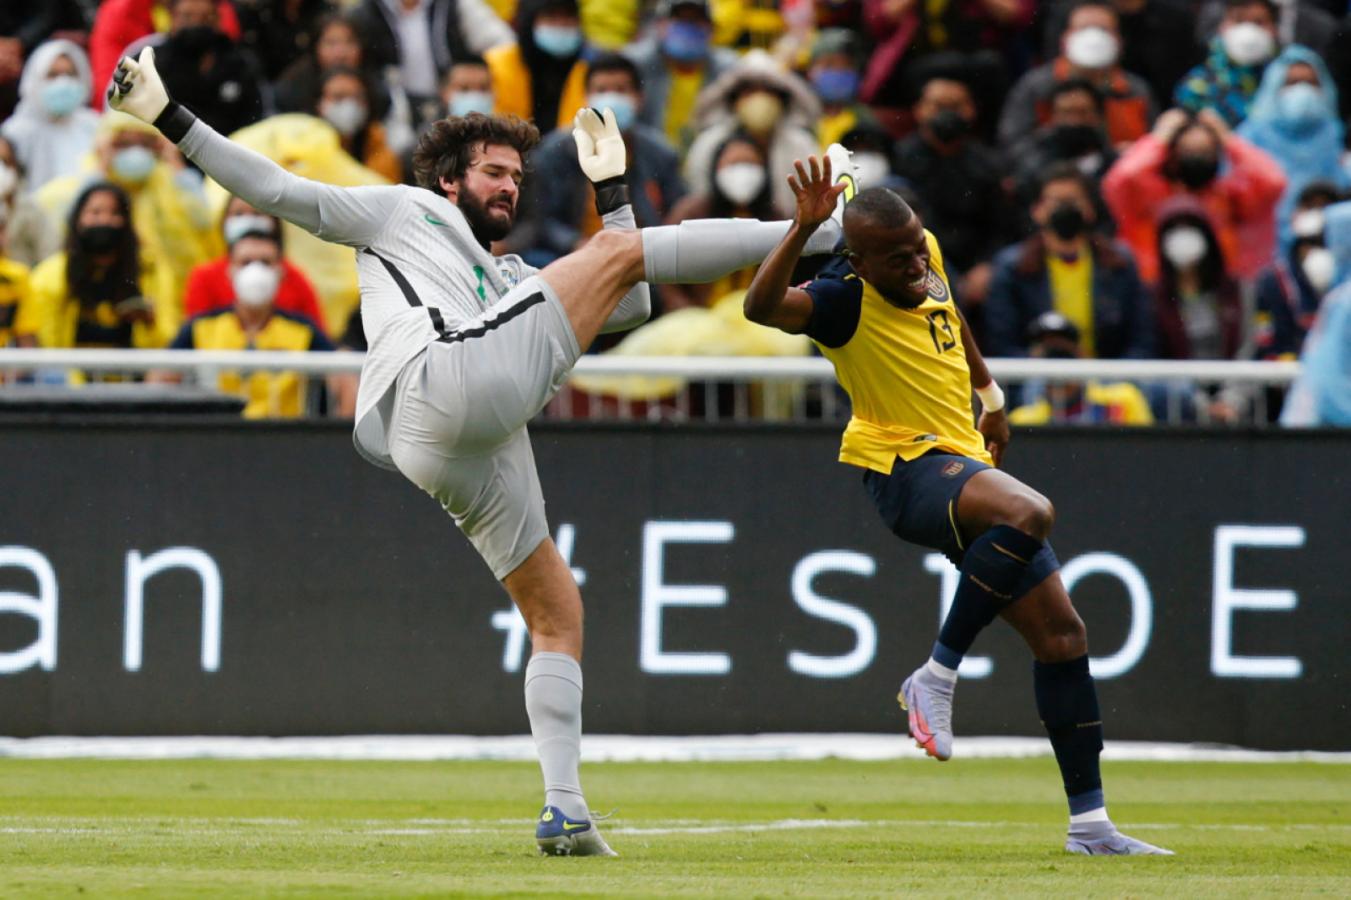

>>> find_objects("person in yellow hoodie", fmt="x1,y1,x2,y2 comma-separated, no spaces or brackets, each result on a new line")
18,180,177,350
34,110,217,334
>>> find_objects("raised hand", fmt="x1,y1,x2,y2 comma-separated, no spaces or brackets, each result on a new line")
572,107,627,184
788,155,846,231
108,47,171,124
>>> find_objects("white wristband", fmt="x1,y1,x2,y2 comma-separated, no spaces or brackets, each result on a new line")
975,381,1005,413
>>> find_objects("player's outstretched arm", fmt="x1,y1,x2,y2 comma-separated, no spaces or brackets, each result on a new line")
955,305,1010,466
743,156,844,334
108,48,397,247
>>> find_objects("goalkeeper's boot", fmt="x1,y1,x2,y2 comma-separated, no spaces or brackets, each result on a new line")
824,142,859,230
1066,822,1174,856
535,805,618,857
899,665,955,761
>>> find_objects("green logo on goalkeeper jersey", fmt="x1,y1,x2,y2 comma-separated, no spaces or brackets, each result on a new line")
473,265,487,302
423,214,450,227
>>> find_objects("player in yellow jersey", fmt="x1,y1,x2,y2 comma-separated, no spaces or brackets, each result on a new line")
743,154,1171,857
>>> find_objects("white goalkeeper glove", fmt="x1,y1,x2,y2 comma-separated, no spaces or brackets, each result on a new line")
572,107,627,183
108,47,171,124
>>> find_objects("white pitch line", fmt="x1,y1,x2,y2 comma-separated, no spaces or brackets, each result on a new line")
0,735,1346,763
2,818,1347,838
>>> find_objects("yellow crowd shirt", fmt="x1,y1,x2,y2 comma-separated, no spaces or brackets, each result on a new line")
170,308,333,419
1047,250,1095,357
803,232,991,473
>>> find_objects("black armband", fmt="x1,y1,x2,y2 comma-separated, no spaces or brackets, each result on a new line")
154,101,197,144
593,176,630,216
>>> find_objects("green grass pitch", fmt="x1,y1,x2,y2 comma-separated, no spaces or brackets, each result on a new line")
1,756,1347,897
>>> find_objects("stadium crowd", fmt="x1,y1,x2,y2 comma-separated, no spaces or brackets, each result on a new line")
0,0,1348,425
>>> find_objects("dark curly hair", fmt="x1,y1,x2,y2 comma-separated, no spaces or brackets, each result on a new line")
412,113,541,196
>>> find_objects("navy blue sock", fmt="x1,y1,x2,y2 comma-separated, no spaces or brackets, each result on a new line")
1034,655,1105,814
935,525,1044,664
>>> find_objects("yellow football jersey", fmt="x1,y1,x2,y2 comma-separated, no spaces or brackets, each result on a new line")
803,231,991,473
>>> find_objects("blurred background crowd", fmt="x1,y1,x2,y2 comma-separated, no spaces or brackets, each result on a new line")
0,0,1348,425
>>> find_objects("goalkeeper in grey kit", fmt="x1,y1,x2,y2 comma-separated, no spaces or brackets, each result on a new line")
109,48,846,856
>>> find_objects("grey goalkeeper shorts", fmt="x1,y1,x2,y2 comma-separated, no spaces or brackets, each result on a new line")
385,276,581,580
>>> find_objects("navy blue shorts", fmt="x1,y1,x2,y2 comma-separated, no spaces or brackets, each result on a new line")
863,452,1060,600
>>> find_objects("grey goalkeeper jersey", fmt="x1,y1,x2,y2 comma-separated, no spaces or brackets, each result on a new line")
178,120,537,470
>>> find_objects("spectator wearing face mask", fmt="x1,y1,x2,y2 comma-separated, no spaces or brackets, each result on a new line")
120,0,267,140
350,0,513,129
89,0,242,111
516,53,686,265
1237,46,1350,248
1000,0,1155,153
439,55,495,119
663,133,784,311
1042,0,1203,120
627,0,738,151
892,73,1014,310
682,51,820,217
807,29,878,151
313,67,403,184
1152,195,1246,361
183,196,326,330
1252,182,1340,360
157,230,336,418
1,40,100,196
20,181,177,349
1174,0,1279,127
1007,312,1154,425
1010,79,1118,212
0,136,59,268
986,162,1152,359
486,0,589,131
1102,107,1285,283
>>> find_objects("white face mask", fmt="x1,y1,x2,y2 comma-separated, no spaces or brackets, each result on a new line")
0,163,16,197
1301,246,1335,293
1065,26,1119,69
1162,226,1208,268
232,261,281,307
1291,207,1326,240
321,98,367,137
715,162,766,205
853,152,891,188
1222,22,1275,67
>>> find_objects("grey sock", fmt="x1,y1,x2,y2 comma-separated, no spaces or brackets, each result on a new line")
640,217,842,284
524,651,588,819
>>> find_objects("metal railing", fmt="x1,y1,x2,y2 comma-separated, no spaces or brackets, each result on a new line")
0,349,1305,426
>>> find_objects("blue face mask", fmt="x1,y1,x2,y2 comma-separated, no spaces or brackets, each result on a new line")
587,92,637,131
41,75,86,118
533,24,582,58
111,146,157,184
662,20,710,64
1275,82,1325,128
811,68,859,105
449,91,494,117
